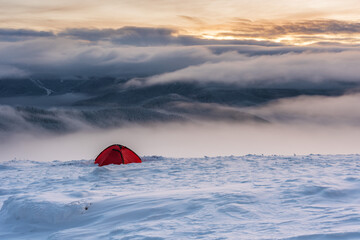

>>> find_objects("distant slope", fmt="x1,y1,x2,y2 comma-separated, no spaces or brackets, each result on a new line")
0,78,357,134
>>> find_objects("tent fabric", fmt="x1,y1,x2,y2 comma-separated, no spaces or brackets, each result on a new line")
95,144,142,166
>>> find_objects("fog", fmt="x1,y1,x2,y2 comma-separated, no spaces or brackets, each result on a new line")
1,93,359,161
249,93,360,126
1,121,359,162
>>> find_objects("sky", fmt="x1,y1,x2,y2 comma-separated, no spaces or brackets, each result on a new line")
1,0,360,45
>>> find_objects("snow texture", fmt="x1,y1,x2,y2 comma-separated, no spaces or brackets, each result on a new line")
1,155,360,239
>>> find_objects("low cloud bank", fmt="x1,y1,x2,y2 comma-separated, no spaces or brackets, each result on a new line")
2,92,359,136
137,50,360,88
249,93,360,126
1,121,359,161
1,93,360,160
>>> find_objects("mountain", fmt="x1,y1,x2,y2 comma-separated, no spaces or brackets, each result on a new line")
0,78,356,134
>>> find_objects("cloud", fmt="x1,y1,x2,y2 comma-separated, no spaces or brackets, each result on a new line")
0,65,28,78
206,19,360,45
59,26,280,46
60,27,178,45
2,94,360,160
0,27,360,91
0,37,217,78
136,50,360,88
1,84,360,160
4,22,360,47
224,19,360,37
0,34,281,80
178,15,205,25
0,28,54,42
248,93,360,126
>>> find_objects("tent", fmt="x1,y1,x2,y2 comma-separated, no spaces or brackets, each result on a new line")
95,144,142,166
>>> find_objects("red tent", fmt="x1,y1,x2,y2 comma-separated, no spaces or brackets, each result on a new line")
95,144,142,166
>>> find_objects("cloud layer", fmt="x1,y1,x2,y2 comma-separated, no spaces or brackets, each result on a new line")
0,27,359,91
225,19,360,38
249,93,360,126
138,50,360,87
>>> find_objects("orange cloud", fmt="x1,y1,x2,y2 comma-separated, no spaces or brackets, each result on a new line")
196,19,360,45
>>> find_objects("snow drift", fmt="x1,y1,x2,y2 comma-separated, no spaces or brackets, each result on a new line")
1,155,360,239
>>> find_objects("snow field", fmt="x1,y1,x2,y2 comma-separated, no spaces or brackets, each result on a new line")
1,155,360,239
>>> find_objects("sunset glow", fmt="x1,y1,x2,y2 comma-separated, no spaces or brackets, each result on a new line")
0,0,360,45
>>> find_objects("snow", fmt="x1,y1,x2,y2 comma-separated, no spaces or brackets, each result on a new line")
29,78,53,96
1,155,360,239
